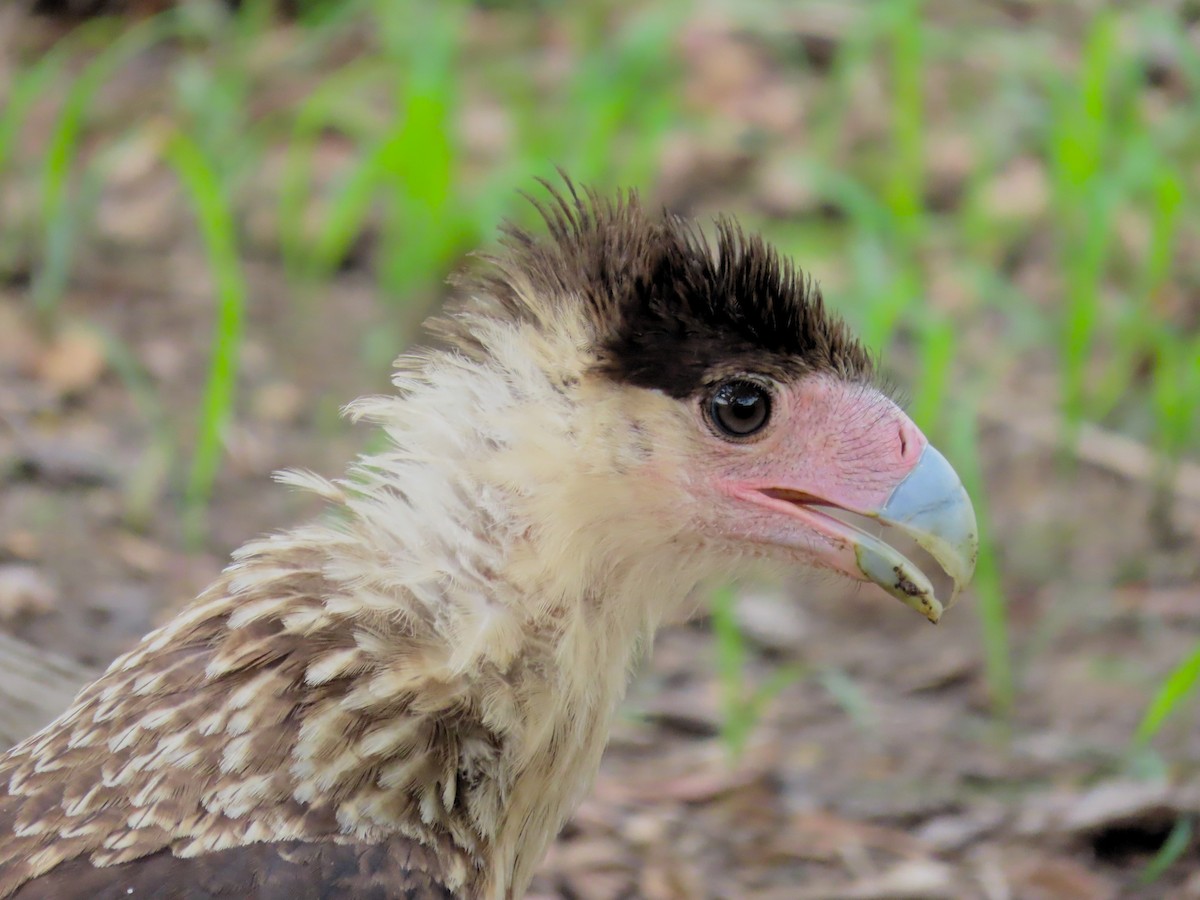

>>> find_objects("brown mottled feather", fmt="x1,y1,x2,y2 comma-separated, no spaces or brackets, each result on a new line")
0,551,483,897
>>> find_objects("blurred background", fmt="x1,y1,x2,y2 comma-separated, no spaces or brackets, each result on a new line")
0,0,1198,896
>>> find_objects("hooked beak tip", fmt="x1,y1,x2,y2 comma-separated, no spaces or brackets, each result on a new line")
862,443,979,621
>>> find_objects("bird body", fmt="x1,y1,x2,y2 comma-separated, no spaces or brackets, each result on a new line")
0,186,977,898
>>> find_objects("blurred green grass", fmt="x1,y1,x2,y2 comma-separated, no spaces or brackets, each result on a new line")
1,0,1198,768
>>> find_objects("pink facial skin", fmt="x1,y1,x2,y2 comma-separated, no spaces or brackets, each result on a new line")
692,374,929,580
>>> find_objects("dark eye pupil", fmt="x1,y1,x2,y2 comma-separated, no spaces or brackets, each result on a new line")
710,381,770,437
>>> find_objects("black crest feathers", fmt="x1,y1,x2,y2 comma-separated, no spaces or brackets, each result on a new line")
466,179,873,398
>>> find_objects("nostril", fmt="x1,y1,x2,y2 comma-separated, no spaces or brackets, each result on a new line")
897,419,922,462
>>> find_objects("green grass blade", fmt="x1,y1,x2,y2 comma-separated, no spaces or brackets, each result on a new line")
277,60,388,287
818,668,877,734
1135,642,1200,746
711,584,804,759
94,327,175,532
711,583,749,756
164,131,248,548
308,137,391,281
32,14,179,319
885,0,926,237
374,0,475,307
1138,816,1193,886
910,316,955,441
950,406,1013,716
1045,10,1121,448
0,29,80,180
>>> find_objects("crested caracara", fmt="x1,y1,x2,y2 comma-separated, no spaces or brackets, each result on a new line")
0,184,977,899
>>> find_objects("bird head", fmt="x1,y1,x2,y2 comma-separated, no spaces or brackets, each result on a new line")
445,184,977,625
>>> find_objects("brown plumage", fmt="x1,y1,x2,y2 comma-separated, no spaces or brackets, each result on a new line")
0,183,977,898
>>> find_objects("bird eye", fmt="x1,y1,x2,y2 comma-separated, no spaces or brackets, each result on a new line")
708,380,771,438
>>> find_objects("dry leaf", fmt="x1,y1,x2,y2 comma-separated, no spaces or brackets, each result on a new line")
0,565,56,620
35,327,107,396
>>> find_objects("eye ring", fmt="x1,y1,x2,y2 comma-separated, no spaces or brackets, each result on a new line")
707,379,772,439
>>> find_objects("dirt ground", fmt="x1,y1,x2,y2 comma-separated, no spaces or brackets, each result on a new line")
2,5,1200,899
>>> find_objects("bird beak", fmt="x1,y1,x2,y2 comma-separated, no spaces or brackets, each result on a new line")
849,444,978,623
728,440,978,623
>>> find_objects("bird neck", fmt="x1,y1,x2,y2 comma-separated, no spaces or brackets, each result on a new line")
270,343,706,896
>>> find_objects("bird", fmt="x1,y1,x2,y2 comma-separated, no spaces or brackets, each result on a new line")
0,182,977,899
